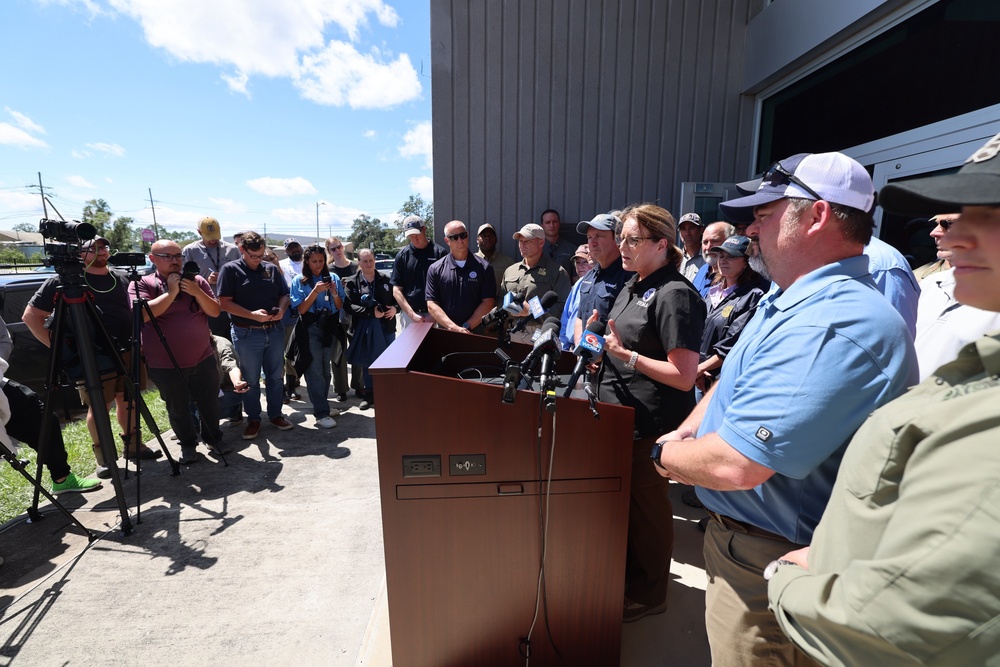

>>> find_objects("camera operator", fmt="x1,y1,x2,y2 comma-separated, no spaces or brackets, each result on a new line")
131,240,229,464
22,236,160,476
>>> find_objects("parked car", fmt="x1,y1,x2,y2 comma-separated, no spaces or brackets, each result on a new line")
375,259,394,278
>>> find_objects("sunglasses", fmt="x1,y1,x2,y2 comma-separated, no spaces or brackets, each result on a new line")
934,218,954,231
446,231,469,241
764,160,823,201
152,252,183,261
328,244,343,252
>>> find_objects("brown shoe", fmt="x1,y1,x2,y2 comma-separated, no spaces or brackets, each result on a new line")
270,416,294,431
242,420,262,440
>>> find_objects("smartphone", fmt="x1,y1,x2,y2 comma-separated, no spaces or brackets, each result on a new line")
269,307,280,316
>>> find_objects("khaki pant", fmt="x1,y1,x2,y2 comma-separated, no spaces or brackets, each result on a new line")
703,517,819,667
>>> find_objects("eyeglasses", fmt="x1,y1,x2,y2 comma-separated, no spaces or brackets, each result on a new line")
446,231,469,241
244,250,265,259
615,234,652,249
764,160,823,201
152,252,183,261
328,244,343,252
934,217,954,231
83,245,110,254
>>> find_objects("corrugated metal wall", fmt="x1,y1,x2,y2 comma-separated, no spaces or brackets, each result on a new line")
431,0,757,249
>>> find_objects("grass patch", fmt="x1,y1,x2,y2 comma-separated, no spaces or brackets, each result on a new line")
0,388,172,525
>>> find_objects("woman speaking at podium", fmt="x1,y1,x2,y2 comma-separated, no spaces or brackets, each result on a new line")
596,203,706,623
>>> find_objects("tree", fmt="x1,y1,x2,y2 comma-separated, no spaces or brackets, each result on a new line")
349,214,397,253
396,194,434,242
12,222,36,233
0,246,28,264
108,216,137,252
81,198,112,233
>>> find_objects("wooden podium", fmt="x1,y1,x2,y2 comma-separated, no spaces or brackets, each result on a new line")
371,324,633,667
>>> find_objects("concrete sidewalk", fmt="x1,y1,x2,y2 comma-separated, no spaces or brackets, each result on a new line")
0,396,710,666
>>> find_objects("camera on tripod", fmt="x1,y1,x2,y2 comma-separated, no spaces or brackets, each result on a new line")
39,218,96,244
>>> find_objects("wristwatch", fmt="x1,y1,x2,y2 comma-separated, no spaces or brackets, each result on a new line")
624,350,639,370
649,440,668,471
763,559,797,581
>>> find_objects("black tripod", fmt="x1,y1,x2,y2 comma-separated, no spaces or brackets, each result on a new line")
30,260,176,536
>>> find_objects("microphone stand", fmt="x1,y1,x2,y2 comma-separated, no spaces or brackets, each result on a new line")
582,368,600,419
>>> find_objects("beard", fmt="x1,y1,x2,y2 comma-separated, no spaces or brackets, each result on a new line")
705,254,719,268
748,251,771,282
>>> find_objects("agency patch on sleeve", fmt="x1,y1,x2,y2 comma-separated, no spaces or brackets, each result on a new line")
755,426,772,443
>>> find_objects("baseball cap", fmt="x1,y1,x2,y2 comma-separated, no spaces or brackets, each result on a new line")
283,238,301,248
710,235,751,257
719,152,876,224
81,236,110,251
477,223,496,235
198,216,222,241
576,213,620,235
880,132,1000,216
573,244,590,260
678,213,703,227
402,215,425,237
512,223,545,241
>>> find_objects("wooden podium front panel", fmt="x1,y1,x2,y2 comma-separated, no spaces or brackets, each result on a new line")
372,326,633,667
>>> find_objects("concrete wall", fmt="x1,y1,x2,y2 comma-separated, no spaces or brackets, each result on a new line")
430,0,757,248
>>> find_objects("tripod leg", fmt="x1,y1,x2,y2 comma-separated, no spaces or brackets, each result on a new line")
1,448,95,541
32,294,69,519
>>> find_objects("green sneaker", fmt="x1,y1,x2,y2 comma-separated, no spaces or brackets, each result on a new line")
52,473,103,495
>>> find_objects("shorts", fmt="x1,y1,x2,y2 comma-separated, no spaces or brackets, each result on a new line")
77,350,148,407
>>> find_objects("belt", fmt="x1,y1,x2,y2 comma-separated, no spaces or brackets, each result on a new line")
237,322,280,330
707,510,803,546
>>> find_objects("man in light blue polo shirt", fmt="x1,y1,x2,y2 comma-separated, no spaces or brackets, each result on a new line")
650,152,917,666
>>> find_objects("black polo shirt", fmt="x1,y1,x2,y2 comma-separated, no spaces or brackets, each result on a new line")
216,258,289,328
576,256,632,325
700,277,768,363
390,242,447,313
425,253,496,326
598,264,706,439
29,270,133,344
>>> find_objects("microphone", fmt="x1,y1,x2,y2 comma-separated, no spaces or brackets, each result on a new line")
518,317,561,377
481,291,525,330
510,290,559,335
562,321,606,397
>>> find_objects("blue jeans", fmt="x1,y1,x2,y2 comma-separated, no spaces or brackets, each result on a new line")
304,326,332,418
231,324,285,421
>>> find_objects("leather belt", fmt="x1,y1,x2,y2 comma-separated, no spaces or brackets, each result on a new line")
707,510,804,546
237,322,279,330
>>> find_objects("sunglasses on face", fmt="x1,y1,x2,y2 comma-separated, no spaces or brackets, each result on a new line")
328,244,343,252
446,231,469,241
934,218,954,231
764,160,823,201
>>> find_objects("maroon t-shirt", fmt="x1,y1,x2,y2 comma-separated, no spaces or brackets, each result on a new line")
130,273,215,369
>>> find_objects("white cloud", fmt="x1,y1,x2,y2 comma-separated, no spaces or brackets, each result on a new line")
85,142,126,157
0,108,48,149
399,121,432,169
295,43,420,109
408,175,433,200
5,107,46,134
67,175,96,188
208,197,249,213
246,176,317,197
103,0,417,104
0,189,45,218
72,149,90,159
271,202,364,231
363,129,376,139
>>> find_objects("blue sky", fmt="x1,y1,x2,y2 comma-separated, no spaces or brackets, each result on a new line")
0,0,432,243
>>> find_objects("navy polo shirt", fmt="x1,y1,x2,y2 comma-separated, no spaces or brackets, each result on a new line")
216,258,289,327
425,253,496,326
576,256,632,325
390,242,447,313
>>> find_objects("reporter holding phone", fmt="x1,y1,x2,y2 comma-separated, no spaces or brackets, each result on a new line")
344,249,397,410
289,245,345,429
217,231,294,440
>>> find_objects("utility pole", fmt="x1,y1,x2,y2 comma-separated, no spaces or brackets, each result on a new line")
27,172,55,220
148,188,160,240
316,201,326,244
